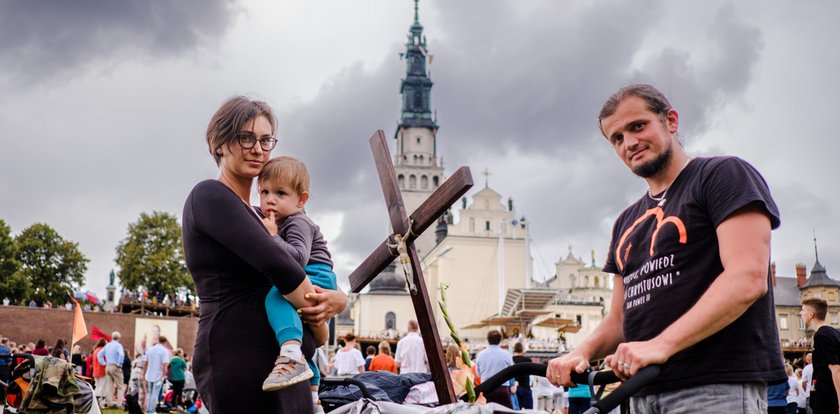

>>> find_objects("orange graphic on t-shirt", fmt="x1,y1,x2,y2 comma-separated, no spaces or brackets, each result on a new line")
615,206,687,272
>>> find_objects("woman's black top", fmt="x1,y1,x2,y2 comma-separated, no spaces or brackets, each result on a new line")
182,179,314,413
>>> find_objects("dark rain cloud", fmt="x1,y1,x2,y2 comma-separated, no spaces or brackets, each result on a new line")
275,0,769,270
1,0,838,291
0,0,240,88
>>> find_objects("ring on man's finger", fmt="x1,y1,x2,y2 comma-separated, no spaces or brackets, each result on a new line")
621,362,631,370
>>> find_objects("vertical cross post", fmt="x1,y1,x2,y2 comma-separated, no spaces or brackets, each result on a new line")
348,130,473,404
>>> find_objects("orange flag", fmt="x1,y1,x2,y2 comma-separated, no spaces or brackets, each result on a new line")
71,296,88,345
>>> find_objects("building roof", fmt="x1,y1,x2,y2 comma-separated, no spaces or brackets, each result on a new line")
773,276,802,307
500,288,558,316
366,262,409,294
802,259,839,288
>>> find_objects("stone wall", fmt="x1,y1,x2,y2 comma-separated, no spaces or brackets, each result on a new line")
0,306,197,357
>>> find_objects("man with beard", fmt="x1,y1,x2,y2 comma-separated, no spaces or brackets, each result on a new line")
547,84,785,413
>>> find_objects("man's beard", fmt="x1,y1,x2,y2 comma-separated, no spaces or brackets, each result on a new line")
632,145,672,178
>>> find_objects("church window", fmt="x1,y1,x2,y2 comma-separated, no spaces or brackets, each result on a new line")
485,221,490,231
409,175,417,189
576,315,582,326
420,155,424,163
584,276,589,287
779,314,788,330
570,275,577,288
421,175,428,189
385,312,396,330
594,276,600,287
800,317,806,330
414,90,423,108
433,176,439,187
417,137,421,144
469,218,475,232
398,174,405,188
834,312,839,325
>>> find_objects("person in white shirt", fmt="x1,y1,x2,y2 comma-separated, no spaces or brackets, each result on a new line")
786,363,806,414
142,336,171,414
394,320,429,374
801,352,813,413
334,334,365,377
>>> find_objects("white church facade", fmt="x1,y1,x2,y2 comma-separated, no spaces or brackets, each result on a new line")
348,0,614,352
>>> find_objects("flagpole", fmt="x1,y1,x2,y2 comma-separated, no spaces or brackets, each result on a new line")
69,291,88,347
69,291,76,347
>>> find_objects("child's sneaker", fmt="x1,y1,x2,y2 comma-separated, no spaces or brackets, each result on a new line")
262,355,313,392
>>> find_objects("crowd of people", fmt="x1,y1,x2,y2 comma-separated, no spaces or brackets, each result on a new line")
119,289,194,309
0,331,200,413
4,84,828,414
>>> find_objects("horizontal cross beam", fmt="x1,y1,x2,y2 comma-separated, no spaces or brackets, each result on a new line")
349,165,473,292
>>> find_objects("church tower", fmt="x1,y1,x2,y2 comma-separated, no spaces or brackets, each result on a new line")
394,0,444,259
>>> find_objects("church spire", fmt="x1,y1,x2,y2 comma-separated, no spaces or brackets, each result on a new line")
814,230,821,264
813,230,826,272
398,0,436,131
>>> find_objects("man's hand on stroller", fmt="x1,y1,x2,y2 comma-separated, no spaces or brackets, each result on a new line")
546,351,591,387
605,340,670,381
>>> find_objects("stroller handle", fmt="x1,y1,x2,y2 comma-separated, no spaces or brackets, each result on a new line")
320,376,376,399
1,353,36,389
472,362,660,414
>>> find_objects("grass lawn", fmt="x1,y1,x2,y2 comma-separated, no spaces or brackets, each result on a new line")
102,410,126,414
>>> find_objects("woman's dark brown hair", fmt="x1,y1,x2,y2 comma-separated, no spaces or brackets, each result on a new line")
206,96,277,166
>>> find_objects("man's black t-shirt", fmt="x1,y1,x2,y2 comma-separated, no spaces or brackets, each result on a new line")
603,156,785,395
811,325,840,412
512,355,532,389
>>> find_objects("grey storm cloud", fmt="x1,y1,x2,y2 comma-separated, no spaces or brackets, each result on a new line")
431,0,764,158
633,5,764,137
0,0,240,88
277,60,403,206
2,0,837,292
275,60,407,260
274,0,768,265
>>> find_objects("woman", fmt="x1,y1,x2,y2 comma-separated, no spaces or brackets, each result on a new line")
90,339,107,402
445,344,475,397
182,96,347,413
369,341,397,373
169,348,187,409
71,345,84,374
785,363,805,414
31,339,49,356
334,334,365,377
50,338,69,361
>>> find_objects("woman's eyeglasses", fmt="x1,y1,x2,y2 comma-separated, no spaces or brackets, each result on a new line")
236,133,277,151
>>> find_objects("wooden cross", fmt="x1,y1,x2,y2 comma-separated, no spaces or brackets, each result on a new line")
349,130,473,404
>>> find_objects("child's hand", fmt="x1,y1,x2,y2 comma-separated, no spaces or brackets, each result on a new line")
262,211,278,235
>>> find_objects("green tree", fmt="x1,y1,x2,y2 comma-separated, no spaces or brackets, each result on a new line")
0,219,32,304
115,211,193,301
15,223,88,305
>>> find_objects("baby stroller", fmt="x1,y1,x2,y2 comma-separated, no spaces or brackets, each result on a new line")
320,372,434,412
1,353,100,414
473,363,660,414
2,353,35,413
321,364,659,414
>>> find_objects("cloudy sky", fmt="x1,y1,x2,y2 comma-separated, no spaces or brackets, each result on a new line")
1,0,838,297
